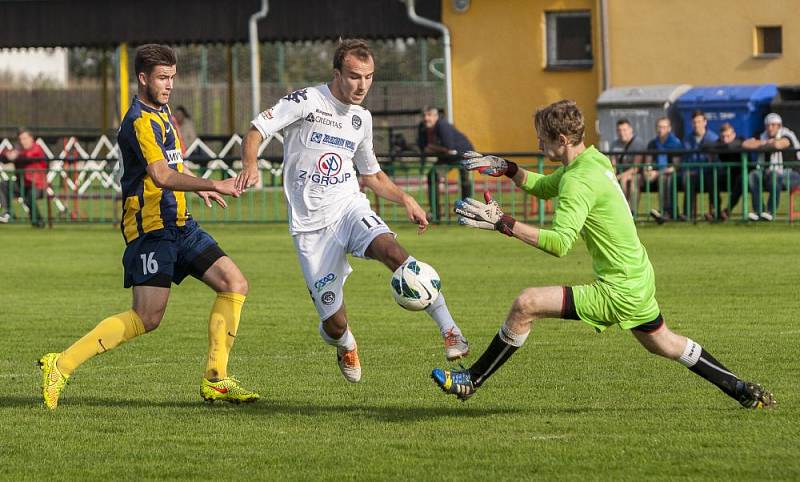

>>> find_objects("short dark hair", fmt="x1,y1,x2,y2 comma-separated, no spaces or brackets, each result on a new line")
134,44,177,76
616,118,631,127
719,122,735,134
174,105,190,118
692,110,706,120
422,106,439,114
534,100,585,145
333,39,373,70
17,127,32,137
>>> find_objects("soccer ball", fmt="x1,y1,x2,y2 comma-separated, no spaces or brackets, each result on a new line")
390,260,441,311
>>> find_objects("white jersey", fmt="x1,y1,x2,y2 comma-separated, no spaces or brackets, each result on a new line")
251,84,381,233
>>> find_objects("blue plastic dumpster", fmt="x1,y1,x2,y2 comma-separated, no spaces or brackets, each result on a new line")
674,84,777,139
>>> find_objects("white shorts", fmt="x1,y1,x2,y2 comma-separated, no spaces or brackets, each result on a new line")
293,198,394,320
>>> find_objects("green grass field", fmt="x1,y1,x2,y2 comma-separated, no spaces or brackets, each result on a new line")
1,223,798,480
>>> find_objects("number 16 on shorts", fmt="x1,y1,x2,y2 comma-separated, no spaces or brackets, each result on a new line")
140,252,159,275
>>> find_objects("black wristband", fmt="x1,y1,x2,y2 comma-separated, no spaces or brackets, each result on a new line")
494,214,516,237
504,161,519,179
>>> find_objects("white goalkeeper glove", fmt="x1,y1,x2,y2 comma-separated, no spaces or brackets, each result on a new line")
461,151,519,178
454,191,517,236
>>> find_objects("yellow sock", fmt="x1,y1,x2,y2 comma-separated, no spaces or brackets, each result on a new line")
204,292,246,381
57,310,146,376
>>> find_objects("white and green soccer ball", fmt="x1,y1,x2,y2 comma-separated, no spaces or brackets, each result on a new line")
390,260,441,311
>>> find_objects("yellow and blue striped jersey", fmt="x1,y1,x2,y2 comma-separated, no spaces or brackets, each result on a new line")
118,96,192,243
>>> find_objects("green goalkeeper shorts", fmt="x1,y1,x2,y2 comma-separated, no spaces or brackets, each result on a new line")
570,279,661,332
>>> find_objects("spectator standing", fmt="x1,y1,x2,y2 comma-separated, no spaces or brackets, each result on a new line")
0,128,47,227
682,110,719,221
742,113,800,221
647,117,683,224
609,119,647,217
417,106,474,219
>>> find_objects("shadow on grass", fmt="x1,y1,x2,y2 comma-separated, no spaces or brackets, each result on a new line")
0,396,526,421
2,396,749,419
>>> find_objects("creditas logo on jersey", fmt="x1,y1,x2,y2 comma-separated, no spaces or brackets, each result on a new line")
305,112,343,129
310,131,356,151
298,152,352,186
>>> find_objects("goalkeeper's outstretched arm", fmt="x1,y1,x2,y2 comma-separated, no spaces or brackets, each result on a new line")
460,151,562,199
455,188,588,257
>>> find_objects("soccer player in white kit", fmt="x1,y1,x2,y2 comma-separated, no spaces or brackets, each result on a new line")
237,39,469,383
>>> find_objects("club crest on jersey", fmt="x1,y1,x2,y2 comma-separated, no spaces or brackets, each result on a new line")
352,114,362,130
321,291,336,305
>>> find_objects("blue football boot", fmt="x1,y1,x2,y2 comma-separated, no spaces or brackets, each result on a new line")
431,367,476,401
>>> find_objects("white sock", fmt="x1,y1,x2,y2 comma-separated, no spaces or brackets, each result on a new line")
678,338,701,367
403,256,460,336
318,322,356,351
499,324,530,347
425,293,460,336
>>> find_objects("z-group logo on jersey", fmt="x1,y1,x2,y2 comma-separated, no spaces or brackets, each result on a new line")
317,152,342,176
305,112,342,129
299,152,352,186
352,114,362,130
310,131,355,151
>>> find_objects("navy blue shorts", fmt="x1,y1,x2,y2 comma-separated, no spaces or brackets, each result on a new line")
122,222,226,288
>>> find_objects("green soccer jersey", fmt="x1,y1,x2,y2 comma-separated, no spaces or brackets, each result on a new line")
521,146,658,327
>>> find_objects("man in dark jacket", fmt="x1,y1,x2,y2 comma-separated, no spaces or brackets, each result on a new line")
417,106,474,220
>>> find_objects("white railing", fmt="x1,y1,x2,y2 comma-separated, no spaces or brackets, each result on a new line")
0,133,283,213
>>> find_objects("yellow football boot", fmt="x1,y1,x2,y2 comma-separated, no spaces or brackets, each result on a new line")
200,377,260,404
38,353,69,410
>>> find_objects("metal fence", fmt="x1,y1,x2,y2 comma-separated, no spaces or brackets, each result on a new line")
1,136,799,227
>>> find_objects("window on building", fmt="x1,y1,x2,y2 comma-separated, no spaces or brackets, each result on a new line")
545,11,593,69
754,26,782,57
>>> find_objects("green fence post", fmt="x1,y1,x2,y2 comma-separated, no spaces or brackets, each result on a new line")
537,155,545,226
726,165,731,213
429,161,439,223
672,169,678,220
741,152,749,221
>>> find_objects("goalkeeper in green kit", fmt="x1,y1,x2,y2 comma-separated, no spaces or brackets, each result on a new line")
431,100,775,409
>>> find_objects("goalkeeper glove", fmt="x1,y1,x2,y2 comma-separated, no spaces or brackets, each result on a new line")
453,191,516,237
461,151,519,178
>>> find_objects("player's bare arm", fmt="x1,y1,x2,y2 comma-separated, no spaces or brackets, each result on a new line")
360,171,429,233
236,127,264,191
146,159,241,198
182,167,228,208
